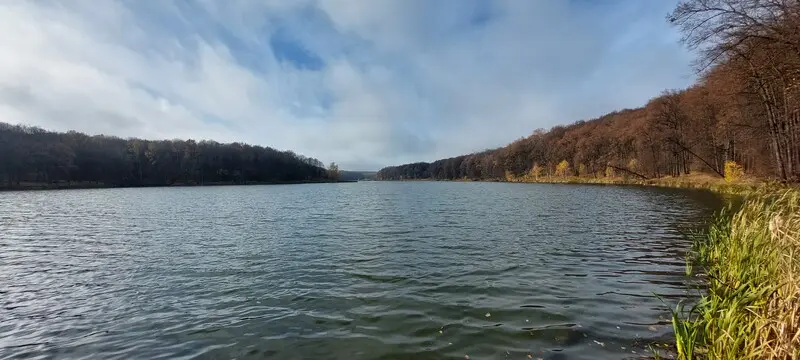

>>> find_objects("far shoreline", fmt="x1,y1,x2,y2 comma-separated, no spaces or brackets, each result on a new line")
0,179,358,192
374,174,782,195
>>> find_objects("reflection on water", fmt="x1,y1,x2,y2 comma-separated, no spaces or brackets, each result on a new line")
0,182,724,359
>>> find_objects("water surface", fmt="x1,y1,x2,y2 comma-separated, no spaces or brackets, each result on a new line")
0,182,724,359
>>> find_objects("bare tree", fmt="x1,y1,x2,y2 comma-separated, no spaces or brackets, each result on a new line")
671,0,800,180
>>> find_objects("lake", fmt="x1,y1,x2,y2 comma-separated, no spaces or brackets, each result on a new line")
0,182,725,360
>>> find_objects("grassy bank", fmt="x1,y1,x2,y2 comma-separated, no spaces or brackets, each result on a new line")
387,172,785,195
671,189,800,359
496,172,777,195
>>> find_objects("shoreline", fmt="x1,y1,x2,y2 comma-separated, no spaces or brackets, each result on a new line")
376,174,781,196
0,179,358,192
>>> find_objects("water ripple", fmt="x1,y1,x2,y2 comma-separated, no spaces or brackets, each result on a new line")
0,183,724,360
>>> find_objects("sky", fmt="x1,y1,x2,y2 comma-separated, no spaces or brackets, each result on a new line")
0,1,695,171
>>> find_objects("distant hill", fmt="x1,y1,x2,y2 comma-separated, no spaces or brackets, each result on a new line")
339,171,377,181
0,122,333,189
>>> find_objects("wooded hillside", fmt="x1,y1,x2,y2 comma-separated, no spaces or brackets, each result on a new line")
0,123,331,188
378,0,800,183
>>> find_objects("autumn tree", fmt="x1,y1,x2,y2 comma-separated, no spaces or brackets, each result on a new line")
328,162,341,180
670,0,800,181
531,163,543,179
555,160,570,177
377,2,800,185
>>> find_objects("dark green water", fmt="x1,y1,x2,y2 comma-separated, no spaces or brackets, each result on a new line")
0,182,725,360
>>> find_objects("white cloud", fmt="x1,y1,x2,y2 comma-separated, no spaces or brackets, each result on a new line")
0,0,693,170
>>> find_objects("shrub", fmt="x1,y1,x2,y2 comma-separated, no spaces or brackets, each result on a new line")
724,160,744,183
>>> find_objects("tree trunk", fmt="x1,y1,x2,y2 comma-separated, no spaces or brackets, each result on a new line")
754,70,788,180
791,109,800,180
609,165,650,180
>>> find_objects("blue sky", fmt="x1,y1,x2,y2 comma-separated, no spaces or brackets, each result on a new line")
0,1,694,170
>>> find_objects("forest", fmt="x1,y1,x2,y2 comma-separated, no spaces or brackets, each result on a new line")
378,0,800,183
0,122,335,189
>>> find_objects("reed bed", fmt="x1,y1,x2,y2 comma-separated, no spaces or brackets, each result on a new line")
673,190,800,359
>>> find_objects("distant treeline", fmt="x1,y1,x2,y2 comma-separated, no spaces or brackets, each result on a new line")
0,122,333,188
339,171,377,181
378,0,800,183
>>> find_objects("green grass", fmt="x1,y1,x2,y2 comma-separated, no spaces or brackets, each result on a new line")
671,189,800,359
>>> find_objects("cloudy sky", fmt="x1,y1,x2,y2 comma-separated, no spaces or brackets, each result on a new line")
0,1,695,170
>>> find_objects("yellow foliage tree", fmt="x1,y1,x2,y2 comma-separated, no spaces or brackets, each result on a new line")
555,160,570,177
605,166,615,178
724,160,744,183
628,159,638,171
578,163,587,177
531,163,543,179
504,170,515,182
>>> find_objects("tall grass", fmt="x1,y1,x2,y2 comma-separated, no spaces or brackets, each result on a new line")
674,190,800,359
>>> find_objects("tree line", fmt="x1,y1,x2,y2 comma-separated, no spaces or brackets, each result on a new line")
0,122,335,188
378,0,800,183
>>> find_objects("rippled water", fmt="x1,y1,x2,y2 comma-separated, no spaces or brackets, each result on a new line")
0,182,725,360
